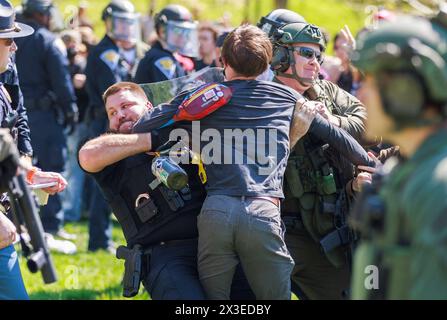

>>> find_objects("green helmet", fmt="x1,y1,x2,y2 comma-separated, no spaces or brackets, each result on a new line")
351,9,447,121
275,22,326,51
271,22,326,83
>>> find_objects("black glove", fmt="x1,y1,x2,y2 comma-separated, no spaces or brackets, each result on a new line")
63,103,79,135
0,129,20,192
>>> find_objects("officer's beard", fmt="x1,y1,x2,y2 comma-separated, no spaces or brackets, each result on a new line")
107,119,136,134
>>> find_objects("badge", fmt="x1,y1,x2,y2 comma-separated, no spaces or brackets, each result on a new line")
154,57,176,79
100,49,120,71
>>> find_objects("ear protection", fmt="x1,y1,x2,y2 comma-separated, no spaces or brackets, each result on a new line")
271,45,291,72
376,70,427,121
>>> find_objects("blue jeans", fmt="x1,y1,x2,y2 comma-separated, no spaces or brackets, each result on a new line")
61,123,88,222
0,245,29,300
197,195,294,300
28,110,67,233
87,117,112,250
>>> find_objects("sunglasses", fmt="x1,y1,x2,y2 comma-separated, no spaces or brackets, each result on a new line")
293,46,323,64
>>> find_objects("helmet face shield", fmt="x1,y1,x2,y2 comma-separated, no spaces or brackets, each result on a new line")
108,12,141,43
164,20,199,58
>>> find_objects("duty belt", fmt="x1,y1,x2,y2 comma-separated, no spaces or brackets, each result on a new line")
116,238,198,298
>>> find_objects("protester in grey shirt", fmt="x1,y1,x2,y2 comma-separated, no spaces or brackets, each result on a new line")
131,24,323,300
132,22,376,299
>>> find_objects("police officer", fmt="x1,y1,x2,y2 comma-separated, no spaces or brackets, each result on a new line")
132,24,377,299
84,0,141,252
256,8,306,81
0,57,33,164
0,0,66,298
0,3,34,297
14,0,78,239
268,20,368,299
78,82,254,300
134,4,198,84
350,8,447,299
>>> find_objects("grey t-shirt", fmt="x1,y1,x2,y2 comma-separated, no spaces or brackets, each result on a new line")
134,79,299,198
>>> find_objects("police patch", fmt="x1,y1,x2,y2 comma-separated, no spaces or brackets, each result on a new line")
154,57,176,79
100,49,120,71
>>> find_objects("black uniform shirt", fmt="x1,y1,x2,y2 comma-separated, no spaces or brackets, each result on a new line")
88,128,205,247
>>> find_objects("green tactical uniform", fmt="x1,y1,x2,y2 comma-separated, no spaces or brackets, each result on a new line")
281,79,366,300
270,21,368,300
350,9,447,299
352,129,447,299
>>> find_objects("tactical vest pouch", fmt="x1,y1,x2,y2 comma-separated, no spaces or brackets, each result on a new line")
158,185,184,212
179,185,192,201
135,197,158,223
300,193,350,268
317,172,337,195
285,158,305,199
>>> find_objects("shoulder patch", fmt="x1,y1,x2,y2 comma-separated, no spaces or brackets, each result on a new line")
100,49,120,71
154,57,176,79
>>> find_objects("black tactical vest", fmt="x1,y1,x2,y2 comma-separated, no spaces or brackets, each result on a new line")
96,152,206,248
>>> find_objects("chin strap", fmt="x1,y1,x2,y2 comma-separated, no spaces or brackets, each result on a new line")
275,47,316,86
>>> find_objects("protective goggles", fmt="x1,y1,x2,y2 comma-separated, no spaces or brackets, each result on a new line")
293,46,323,64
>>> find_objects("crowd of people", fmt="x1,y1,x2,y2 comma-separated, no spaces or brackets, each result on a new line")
0,0,446,300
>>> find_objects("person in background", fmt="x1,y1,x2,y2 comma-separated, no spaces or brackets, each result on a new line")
134,4,198,84
194,23,218,70
15,0,78,249
84,0,140,253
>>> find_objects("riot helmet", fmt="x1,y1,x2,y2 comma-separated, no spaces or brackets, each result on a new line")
21,0,63,31
257,9,306,39
154,4,198,58
102,0,140,44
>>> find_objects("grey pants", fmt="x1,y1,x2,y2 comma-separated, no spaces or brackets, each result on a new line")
197,195,294,300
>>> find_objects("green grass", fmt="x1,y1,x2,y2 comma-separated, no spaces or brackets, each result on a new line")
17,220,150,300
16,220,300,300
